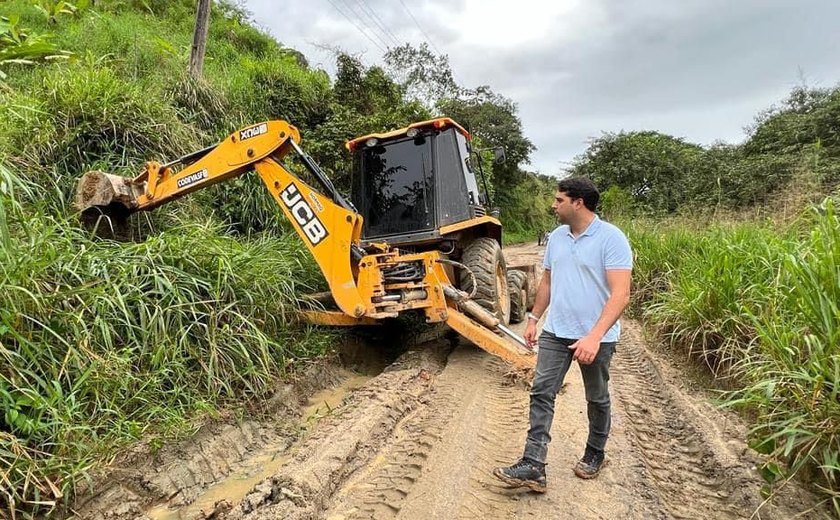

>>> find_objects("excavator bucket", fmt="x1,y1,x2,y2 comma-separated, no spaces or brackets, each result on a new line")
74,171,146,236
74,171,144,233
74,170,142,215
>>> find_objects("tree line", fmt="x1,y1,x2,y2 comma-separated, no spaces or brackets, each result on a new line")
569,85,840,215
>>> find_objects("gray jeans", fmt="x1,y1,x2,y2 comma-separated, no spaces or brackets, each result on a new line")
523,331,616,465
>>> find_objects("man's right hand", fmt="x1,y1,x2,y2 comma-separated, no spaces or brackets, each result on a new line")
524,320,538,350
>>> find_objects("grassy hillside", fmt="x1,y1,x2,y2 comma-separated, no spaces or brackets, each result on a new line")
0,1,358,515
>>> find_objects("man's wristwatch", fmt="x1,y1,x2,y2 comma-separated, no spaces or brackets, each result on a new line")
527,312,540,322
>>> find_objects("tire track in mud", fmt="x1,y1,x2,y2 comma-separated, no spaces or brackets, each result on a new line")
612,328,764,520
454,359,531,520
325,382,459,520
223,347,450,520
326,347,529,520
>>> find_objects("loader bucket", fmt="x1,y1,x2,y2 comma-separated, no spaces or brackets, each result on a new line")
74,171,143,234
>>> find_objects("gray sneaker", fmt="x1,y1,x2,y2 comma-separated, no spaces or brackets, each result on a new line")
573,446,605,479
493,458,547,493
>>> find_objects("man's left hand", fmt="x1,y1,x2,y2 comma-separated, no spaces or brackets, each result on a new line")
571,335,601,365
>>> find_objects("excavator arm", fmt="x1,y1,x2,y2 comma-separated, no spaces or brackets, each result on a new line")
76,121,367,318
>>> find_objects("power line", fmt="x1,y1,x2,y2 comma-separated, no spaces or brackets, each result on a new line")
338,0,393,50
395,0,465,87
328,0,466,90
396,0,443,56
357,0,401,46
324,0,387,54
355,0,402,48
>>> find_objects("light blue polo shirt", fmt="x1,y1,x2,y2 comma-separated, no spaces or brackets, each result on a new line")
543,216,632,342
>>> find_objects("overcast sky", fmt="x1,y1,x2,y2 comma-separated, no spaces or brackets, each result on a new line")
241,0,840,176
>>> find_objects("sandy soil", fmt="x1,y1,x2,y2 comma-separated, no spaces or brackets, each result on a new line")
71,243,831,520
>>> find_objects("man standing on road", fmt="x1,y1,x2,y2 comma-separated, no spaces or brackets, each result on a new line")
493,177,632,493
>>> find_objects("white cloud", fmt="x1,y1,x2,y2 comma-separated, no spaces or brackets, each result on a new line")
437,0,585,48
242,0,840,175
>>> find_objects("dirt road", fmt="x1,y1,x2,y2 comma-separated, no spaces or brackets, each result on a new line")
74,242,828,520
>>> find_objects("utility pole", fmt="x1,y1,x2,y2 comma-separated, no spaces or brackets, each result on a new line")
188,0,212,78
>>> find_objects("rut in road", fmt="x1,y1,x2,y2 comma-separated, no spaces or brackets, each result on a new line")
612,326,773,520
326,347,530,520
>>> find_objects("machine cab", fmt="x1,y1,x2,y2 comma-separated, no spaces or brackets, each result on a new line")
347,118,487,245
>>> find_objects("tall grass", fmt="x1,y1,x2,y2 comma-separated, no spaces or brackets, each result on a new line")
0,63,198,213
0,207,329,514
624,199,840,511
1,146,333,516
733,200,840,509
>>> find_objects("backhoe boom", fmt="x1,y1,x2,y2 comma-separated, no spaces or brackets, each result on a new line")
77,121,368,317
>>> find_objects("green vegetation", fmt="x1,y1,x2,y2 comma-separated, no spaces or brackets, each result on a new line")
622,203,839,511
571,85,840,214
3,0,837,516
572,83,840,511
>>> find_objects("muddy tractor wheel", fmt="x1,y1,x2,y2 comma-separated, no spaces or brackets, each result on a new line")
460,237,511,325
509,269,534,311
507,271,527,324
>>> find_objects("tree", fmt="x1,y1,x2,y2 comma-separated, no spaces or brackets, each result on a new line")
384,43,535,189
742,85,840,190
569,131,703,213
384,43,460,109
334,53,403,115
303,53,430,191
745,86,840,158
188,0,211,77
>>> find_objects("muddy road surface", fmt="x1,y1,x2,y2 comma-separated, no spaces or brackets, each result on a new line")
74,242,829,520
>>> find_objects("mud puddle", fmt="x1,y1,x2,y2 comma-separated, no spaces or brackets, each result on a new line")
145,449,295,520
301,373,373,427
145,370,374,520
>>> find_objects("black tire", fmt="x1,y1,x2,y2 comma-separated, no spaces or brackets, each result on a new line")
460,237,511,325
510,269,534,311
507,271,527,324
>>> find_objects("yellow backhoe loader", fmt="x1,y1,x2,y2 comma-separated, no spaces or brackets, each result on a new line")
74,119,536,370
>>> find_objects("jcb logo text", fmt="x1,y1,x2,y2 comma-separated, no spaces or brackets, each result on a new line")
280,184,328,246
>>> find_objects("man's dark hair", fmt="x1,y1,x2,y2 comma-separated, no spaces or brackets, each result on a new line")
557,177,599,211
